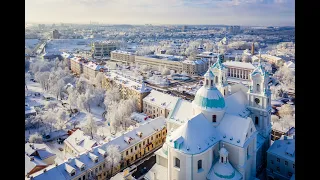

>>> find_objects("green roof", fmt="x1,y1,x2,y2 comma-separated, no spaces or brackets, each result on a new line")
193,89,226,109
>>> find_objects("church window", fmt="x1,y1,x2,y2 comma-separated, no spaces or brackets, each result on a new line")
224,90,226,95
222,76,224,81
257,84,260,92
255,117,259,125
206,79,208,86
221,157,224,162
212,115,216,123
215,76,218,83
175,158,180,168
198,160,202,170
211,80,213,86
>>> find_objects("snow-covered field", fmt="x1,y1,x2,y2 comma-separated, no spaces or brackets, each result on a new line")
45,39,92,53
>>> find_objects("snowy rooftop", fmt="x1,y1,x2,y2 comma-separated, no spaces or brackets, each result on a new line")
25,154,47,176
168,98,193,125
25,143,56,161
144,90,179,110
267,138,295,162
70,57,105,71
145,54,184,61
111,50,135,55
130,112,151,123
217,113,256,147
182,58,208,65
144,163,168,180
224,90,250,117
32,117,166,180
64,129,98,154
167,113,220,155
106,72,152,93
223,61,256,70
261,54,282,61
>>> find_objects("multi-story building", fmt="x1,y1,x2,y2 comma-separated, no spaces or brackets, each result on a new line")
25,143,57,177
143,90,179,118
53,30,60,39
110,50,135,65
266,135,295,180
181,58,209,76
92,41,119,60
70,57,105,80
103,72,152,112
223,61,256,85
64,129,98,156
135,54,184,73
29,117,167,180
261,54,285,66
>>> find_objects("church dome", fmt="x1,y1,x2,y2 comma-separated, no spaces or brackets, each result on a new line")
193,85,226,110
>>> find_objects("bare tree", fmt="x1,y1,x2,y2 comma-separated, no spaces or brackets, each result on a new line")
106,145,121,176
83,114,97,139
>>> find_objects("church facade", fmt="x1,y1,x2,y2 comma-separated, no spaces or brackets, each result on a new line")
147,54,272,180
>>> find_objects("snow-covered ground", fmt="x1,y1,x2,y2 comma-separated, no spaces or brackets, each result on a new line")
45,39,92,53
25,39,39,49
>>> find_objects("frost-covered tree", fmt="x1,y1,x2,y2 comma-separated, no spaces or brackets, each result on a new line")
29,132,43,143
278,104,294,117
67,88,78,110
25,73,31,90
50,79,66,100
25,59,30,72
140,65,150,72
91,88,105,107
161,67,170,75
274,66,295,89
55,110,67,130
242,54,252,63
106,144,121,176
42,111,57,133
35,72,50,91
270,85,284,100
271,115,280,123
77,93,91,113
104,87,121,106
83,114,97,139
75,76,88,94
95,72,105,89
106,101,121,134
45,101,58,111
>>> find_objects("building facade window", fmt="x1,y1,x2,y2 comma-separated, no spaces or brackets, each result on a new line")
285,161,288,166
175,158,180,168
198,160,202,170
212,115,217,122
257,84,260,92
255,117,259,125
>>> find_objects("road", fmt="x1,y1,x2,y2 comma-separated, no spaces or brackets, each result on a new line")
131,155,156,179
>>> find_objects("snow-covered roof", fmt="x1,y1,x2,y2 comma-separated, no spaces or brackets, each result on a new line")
25,154,47,176
144,90,179,110
217,114,256,147
106,72,152,93
285,61,295,69
167,113,220,155
111,50,134,55
261,54,282,61
32,117,166,180
207,158,242,180
25,143,56,160
182,58,208,65
25,106,36,115
144,163,168,180
64,129,98,154
224,90,250,117
100,116,166,152
70,57,105,71
223,61,255,70
168,98,193,125
267,138,295,162
130,112,150,123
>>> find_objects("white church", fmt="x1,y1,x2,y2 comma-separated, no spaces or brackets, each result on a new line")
145,54,272,180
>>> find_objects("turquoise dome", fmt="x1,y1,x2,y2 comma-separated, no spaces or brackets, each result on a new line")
193,86,226,109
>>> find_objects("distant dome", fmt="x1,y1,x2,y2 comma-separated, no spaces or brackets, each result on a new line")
193,86,226,110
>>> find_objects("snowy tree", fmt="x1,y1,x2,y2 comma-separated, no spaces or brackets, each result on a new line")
161,67,170,75
271,115,280,123
55,110,68,130
165,49,176,55
77,93,91,113
274,66,295,89
91,88,105,107
30,114,43,130
42,111,57,133
35,72,50,91
29,132,43,143
140,65,150,72
278,104,294,117
75,76,88,94
67,88,78,110
50,79,66,100
83,114,97,139
204,42,214,52
104,87,121,105
45,101,58,111
242,54,252,63
25,73,31,90
95,72,105,89
270,85,284,100
106,102,122,134
106,144,121,176
71,120,79,129
25,59,30,71
170,70,175,75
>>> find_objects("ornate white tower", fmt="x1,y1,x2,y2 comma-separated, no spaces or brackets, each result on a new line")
247,51,272,140
210,54,229,97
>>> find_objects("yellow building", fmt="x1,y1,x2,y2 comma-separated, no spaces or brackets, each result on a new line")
110,50,135,65
102,72,152,112
70,57,105,80
30,117,167,180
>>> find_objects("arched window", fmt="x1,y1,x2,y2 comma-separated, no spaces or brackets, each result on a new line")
222,76,224,81
175,157,180,168
215,76,218,83
210,80,213,86
198,160,202,170
257,84,260,92
221,157,224,163
206,79,208,86
224,90,226,95
255,117,259,125
212,115,217,123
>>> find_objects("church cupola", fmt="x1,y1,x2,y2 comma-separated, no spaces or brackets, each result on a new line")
204,69,215,88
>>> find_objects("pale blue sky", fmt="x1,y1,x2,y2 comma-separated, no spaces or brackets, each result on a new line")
26,0,295,26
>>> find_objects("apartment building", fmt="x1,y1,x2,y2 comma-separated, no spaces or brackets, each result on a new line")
92,41,119,60
103,72,152,112
64,129,98,156
30,117,167,180
143,90,179,118
181,58,209,76
135,54,184,73
70,57,105,80
266,135,295,180
110,50,135,65
261,54,285,66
